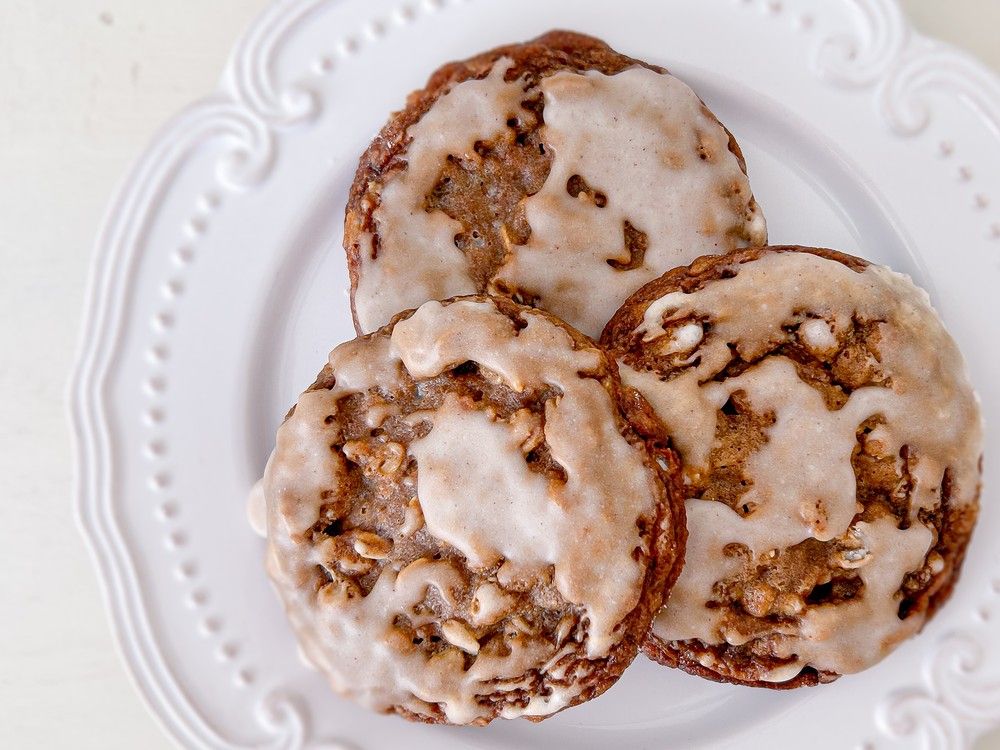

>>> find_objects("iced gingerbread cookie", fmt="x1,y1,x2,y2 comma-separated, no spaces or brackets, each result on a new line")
344,30,766,338
601,246,982,687
255,295,684,723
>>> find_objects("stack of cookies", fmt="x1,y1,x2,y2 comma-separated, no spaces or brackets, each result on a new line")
251,31,983,724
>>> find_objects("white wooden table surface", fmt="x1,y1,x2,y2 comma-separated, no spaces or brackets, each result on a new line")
1,1,997,747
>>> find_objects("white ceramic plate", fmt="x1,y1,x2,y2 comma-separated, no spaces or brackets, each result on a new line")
71,0,1000,747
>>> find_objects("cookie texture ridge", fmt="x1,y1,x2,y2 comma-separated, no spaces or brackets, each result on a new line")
255,295,684,724
344,30,766,338
601,246,982,688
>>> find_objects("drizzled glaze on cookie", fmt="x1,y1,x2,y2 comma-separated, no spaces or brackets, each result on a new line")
603,247,982,684
349,32,765,338
257,297,679,723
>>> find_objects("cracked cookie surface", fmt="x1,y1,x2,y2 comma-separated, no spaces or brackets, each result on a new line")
257,295,684,724
601,246,982,687
345,30,766,338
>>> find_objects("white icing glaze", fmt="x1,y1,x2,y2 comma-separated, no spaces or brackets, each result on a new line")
704,357,884,546
392,301,656,657
355,60,765,337
405,396,557,569
786,516,934,673
267,388,348,538
799,317,838,353
354,60,524,332
631,251,982,678
247,476,268,538
407,391,644,659
326,332,404,400
262,299,661,721
667,321,705,354
494,67,764,336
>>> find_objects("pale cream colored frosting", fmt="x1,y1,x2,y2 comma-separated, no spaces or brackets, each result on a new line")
623,251,982,679
258,299,661,722
354,58,766,337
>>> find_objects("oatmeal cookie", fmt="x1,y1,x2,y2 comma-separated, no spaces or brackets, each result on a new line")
257,295,685,722
345,30,766,338
601,246,982,687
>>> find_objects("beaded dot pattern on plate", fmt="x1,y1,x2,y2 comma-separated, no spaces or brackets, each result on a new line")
142,187,260,690
138,0,501,704
119,0,1000,742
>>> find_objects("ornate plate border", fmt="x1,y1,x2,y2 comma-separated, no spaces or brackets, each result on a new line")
70,0,1000,747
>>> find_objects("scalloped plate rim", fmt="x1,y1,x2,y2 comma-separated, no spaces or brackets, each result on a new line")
69,1,1000,748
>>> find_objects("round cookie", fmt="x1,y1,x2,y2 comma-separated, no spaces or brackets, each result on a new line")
256,295,684,723
601,246,982,688
345,30,767,339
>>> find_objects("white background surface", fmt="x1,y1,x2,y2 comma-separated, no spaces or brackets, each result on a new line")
1,1,998,747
